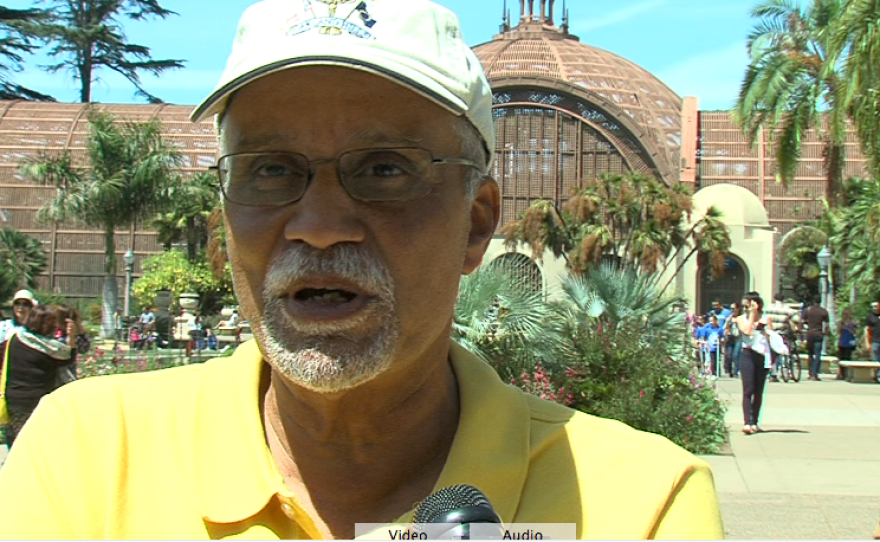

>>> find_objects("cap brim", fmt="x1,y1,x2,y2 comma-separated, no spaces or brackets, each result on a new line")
191,56,466,124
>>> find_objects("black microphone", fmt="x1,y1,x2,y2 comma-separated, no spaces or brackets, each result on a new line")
412,484,504,540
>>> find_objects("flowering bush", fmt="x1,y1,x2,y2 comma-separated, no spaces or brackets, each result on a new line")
510,365,574,406
458,264,728,455
547,319,726,454
76,344,180,378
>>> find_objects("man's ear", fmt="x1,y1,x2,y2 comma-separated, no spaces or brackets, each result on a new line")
463,176,500,275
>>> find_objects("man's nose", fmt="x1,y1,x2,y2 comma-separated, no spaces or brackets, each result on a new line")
283,163,367,250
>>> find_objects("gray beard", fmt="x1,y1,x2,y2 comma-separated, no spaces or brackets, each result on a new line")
248,244,401,393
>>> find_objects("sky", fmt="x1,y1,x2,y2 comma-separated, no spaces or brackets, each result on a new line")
5,0,758,111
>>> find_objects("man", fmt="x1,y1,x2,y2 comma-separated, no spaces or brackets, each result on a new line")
804,294,829,381
764,292,799,382
710,300,732,331
0,290,37,343
0,1,723,538
138,305,156,332
866,301,880,382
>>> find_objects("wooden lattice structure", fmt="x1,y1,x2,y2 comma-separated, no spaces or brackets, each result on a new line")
0,1,874,302
697,112,871,238
0,101,217,300
473,4,685,230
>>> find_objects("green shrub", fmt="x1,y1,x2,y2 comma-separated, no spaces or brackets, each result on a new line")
548,319,726,454
132,250,232,313
457,263,728,455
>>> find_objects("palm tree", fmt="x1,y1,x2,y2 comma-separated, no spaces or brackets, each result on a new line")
26,0,184,102
658,206,731,295
830,0,880,172
0,228,47,301
829,177,880,299
150,171,220,261
732,0,848,207
454,264,563,382
20,111,182,337
0,6,53,100
502,172,729,283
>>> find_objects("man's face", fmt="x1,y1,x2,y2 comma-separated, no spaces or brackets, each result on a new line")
12,299,32,324
712,302,721,312
221,67,499,393
873,302,880,315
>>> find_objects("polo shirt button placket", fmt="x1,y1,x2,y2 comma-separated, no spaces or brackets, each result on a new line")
281,502,297,520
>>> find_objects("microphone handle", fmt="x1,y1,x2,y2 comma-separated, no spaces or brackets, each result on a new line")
432,521,504,540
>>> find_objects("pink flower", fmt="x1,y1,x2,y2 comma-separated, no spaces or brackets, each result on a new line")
639,390,645,398
686,415,693,422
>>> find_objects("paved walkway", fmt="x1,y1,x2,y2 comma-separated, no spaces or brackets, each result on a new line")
700,375,880,539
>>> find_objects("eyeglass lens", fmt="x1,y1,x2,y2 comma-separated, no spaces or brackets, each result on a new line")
218,148,435,205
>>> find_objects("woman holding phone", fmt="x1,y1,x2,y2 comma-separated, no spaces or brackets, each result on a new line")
735,292,772,434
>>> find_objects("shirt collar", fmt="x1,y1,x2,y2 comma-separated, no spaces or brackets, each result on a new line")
193,340,531,527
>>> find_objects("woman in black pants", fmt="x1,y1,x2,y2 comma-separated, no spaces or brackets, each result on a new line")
735,293,771,435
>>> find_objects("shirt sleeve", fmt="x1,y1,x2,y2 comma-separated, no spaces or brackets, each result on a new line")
652,462,725,539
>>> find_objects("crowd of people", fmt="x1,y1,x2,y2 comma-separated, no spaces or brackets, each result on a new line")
0,290,90,448
692,291,880,434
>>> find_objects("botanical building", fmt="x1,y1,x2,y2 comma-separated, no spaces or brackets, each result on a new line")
0,0,871,310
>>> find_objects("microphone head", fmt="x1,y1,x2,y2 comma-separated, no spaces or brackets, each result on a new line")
413,484,501,525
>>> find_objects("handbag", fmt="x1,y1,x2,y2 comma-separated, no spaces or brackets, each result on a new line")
0,332,14,425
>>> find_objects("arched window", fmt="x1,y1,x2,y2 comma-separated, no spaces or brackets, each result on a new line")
490,252,544,296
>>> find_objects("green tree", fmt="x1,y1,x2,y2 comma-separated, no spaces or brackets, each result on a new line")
501,172,731,291
830,0,880,172
20,111,182,338
0,227,47,301
732,0,848,206
131,249,232,315
149,171,219,262
0,6,53,100
829,177,880,300
27,0,184,103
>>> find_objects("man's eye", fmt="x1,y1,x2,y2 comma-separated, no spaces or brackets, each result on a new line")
368,162,405,177
254,161,297,178
350,151,418,180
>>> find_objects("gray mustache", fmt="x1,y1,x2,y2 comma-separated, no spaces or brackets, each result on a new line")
263,243,395,299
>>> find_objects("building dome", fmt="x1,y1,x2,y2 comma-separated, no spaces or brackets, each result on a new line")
472,3,683,186
692,183,771,227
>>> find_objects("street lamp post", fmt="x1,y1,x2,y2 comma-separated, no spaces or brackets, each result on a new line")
123,249,135,317
817,245,833,355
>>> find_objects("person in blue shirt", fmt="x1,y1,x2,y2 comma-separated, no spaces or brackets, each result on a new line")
702,315,725,377
710,300,732,333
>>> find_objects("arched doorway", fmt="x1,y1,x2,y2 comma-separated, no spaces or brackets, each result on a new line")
490,252,544,296
698,255,749,315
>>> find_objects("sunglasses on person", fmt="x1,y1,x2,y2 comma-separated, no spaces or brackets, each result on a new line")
13,301,32,308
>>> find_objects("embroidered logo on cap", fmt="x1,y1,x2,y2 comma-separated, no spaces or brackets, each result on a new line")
286,0,377,38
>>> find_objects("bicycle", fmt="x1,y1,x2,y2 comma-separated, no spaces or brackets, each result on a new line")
776,332,802,383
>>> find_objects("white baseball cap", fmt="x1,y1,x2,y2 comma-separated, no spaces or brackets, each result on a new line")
12,290,36,305
191,0,495,165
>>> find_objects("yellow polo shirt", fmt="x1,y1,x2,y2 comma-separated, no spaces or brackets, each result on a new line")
0,340,723,539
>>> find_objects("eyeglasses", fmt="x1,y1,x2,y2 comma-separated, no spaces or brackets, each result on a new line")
12,301,32,308
212,148,481,206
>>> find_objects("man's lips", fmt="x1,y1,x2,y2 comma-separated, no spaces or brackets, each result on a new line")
280,278,376,322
